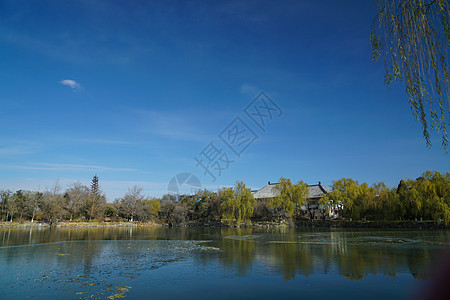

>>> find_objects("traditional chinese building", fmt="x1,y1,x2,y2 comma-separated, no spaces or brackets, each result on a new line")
252,181,340,220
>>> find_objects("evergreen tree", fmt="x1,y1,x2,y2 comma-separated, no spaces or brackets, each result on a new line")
91,175,99,196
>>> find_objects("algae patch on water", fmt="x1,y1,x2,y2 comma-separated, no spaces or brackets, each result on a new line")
195,246,222,252
266,241,340,245
107,286,131,299
224,235,261,241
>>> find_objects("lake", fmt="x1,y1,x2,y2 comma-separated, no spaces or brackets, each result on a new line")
0,226,449,299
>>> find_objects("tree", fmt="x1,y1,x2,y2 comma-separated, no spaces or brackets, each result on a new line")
87,175,106,220
0,190,11,221
394,171,450,223
136,198,160,222
220,181,256,226
219,187,235,225
120,185,144,222
91,175,99,196
235,181,256,225
158,194,176,223
371,0,450,150
12,190,27,220
38,181,66,222
194,189,222,221
104,202,119,220
7,193,19,222
27,191,42,222
322,178,363,219
145,198,161,219
171,203,189,224
65,182,90,221
352,182,372,220
270,177,308,221
85,192,106,221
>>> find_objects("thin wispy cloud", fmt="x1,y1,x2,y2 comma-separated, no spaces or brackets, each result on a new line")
0,178,75,194
75,139,134,145
100,180,169,197
0,163,136,172
0,142,40,157
134,109,214,142
59,79,81,90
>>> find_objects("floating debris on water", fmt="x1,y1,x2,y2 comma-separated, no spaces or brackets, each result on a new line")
358,236,422,244
266,241,340,245
224,235,261,240
266,241,298,244
107,286,131,299
195,246,222,252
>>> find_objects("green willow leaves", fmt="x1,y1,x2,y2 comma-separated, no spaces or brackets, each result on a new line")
220,181,256,226
322,171,450,224
371,0,450,150
271,177,308,220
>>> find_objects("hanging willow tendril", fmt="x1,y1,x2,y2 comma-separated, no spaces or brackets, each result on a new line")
371,0,450,151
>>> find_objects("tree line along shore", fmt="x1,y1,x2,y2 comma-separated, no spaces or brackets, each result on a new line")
1,171,450,227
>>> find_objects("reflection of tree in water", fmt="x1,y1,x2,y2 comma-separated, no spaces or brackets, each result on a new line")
271,243,314,280
80,241,103,275
336,242,436,280
338,247,373,280
217,228,256,276
262,229,314,280
0,227,444,282
406,248,433,280
212,229,439,281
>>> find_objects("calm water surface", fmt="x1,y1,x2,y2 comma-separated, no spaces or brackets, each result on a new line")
1,227,449,299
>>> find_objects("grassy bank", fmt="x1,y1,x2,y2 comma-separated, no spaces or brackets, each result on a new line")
0,221,161,228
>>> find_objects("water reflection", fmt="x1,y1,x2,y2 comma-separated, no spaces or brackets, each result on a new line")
0,227,448,291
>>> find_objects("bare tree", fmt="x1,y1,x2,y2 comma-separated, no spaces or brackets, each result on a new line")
38,180,65,222
27,191,42,222
65,182,90,221
0,190,11,221
120,185,144,222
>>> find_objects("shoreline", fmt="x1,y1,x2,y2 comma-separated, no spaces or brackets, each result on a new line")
1,220,449,229
0,221,161,228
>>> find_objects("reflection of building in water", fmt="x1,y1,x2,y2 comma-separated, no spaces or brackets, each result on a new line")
250,231,350,280
0,227,437,284
242,230,436,281
252,181,341,219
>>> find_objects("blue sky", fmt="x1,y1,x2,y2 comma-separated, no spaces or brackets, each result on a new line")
0,0,448,200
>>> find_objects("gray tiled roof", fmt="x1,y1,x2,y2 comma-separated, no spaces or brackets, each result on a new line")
252,183,280,199
252,182,330,200
307,184,331,198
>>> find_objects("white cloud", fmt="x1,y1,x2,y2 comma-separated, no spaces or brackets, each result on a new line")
59,79,81,90
240,83,259,96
